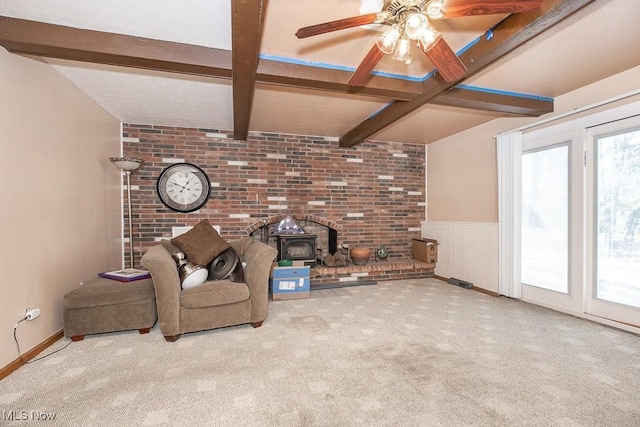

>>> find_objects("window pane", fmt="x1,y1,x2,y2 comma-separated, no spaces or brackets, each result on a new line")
522,144,569,292
596,128,640,308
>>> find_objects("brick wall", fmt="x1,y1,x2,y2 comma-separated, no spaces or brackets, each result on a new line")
122,124,425,267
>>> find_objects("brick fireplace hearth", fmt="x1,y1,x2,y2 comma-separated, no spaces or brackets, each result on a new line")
311,258,435,287
246,214,435,286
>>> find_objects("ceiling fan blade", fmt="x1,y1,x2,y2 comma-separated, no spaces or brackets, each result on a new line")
441,0,544,18
295,13,381,39
347,44,385,87
422,36,467,82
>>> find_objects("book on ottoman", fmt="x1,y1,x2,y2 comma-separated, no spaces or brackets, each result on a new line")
98,268,151,282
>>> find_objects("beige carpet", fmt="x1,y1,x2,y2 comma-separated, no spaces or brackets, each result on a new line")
1,278,639,426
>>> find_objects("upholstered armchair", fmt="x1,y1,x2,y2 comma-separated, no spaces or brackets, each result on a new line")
141,237,277,342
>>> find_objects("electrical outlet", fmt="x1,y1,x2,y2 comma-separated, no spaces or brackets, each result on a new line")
26,308,40,320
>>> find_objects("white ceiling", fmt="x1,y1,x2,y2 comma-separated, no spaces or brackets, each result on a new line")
1,0,639,144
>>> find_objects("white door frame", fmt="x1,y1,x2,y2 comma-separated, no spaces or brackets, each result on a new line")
499,100,640,334
586,115,640,327
520,129,586,314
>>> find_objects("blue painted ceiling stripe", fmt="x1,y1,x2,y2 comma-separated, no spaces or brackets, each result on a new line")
370,70,423,81
259,53,357,73
262,22,553,122
453,36,480,58
259,53,422,82
368,101,395,120
260,33,481,83
455,84,554,102
259,31,553,103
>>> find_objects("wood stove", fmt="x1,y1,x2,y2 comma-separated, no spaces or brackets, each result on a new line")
276,234,317,268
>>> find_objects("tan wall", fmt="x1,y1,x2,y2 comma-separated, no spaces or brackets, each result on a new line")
0,49,122,369
427,65,640,223
426,126,503,223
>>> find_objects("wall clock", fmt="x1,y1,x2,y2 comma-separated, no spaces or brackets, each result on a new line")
157,163,211,213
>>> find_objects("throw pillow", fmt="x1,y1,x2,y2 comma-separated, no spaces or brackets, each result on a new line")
171,219,230,266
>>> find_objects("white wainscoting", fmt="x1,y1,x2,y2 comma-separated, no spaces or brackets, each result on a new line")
421,221,499,293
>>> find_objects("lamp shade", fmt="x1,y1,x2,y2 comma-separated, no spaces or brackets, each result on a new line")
375,25,400,54
426,0,445,19
405,12,429,40
392,37,412,63
109,157,143,171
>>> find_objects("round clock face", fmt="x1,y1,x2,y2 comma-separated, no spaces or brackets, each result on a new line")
157,163,211,212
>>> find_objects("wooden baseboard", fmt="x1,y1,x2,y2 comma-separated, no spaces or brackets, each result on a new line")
433,275,499,297
0,329,64,380
471,286,500,297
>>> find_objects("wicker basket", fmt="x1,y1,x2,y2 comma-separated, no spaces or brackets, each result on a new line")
350,247,371,265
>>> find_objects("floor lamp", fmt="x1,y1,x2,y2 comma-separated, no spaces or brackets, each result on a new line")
110,157,143,268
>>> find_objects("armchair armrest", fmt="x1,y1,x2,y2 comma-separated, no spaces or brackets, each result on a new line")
140,245,181,336
230,238,278,322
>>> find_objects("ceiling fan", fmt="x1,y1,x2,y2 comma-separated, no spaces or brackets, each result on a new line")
295,0,544,87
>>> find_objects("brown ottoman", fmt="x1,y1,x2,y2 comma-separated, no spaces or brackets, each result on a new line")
63,277,157,341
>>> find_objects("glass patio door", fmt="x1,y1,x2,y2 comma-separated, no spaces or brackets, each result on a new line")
520,131,585,313
587,117,640,326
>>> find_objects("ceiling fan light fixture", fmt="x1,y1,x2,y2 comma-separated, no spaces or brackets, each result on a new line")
375,25,400,54
392,36,412,63
298,0,545,87
425,0,445,19
405,12,429,40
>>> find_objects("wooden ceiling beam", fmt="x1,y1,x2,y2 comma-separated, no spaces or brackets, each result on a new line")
258,61,552,115
256,59,552,115
0,16,423,100
256,59,422,101
231,0,266,141
435,87,552,116
0,16,234,77
0,15,552,130
339,0,596,147
0,16,421,101
0,16,422,100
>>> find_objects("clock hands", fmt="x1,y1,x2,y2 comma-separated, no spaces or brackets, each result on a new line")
169,181,188,193
169,176,195,193
181,176,195,193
